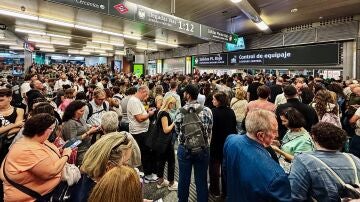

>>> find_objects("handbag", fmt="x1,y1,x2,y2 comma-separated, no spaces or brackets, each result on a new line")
152,111,172,154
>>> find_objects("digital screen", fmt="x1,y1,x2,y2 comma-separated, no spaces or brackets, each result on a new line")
12,66,24,76
226,37,245,52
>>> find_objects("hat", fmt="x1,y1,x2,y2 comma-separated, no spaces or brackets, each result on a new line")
283,85,297,97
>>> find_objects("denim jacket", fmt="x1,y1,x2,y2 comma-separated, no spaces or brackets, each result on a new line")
289,150,360,202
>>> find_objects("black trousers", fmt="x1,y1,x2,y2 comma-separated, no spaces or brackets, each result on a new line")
133,132,157,176
209,157,226,196
156,143,175,182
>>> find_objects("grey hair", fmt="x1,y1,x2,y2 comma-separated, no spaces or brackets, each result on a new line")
101,111,119,133
138,85,149,92
245,109,276,135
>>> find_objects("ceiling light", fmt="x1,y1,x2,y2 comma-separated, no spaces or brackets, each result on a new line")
47,33,71,39
230,0,242,3
40,48,55,52
79,51,91,55
123,34,142,40
9,46,23,50
0,42,17,46
36,44,53,48
51,41,70,46
136,46,157,51
115,50,125,55
92,40,124,47
28,38,50,43
0,9,38,21
291,8,298,13
100,53,113,57
75,25,102,33
255,21,269,31
38,17,74,28
155,40,178,48
94,50,106,54
15,28,46,35
102,30,124,37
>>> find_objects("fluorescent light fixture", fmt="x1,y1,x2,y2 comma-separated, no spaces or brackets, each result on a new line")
102,30,123,37
38,17,74,28
136,46,157,51
100,53,113,57
0,9,38,21
28,38,50,43
36,44,53,48
85,45,100,49
47,33,71,39
115,50,125,55
79,51,91,55
155,40,178,48
92,40,124,47
68,50,80,54
230,0,242,3
40,48,55,52
123,34,141,40
15,28,46,35
75,25,102,33
255,21,269,31
0,41,17,46
94,50,106,54
99,47,113,51
51,41,70,46
9,46,23,50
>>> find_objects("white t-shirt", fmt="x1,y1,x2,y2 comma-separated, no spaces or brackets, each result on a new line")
20,82,31,98
127,96,149,135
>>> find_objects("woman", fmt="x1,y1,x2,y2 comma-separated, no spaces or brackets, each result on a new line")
59,88,76,113
155,96,178,191
71,132,135,202
62,100,98,165
289,122,360,201
0,88,24,163
230,87,248,133
88,166,142,202
246,85,275,113
0,113,72,202
272,107,314,162
210,92,237,197
311,89,341,127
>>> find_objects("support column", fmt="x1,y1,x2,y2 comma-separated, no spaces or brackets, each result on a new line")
24,50,33,73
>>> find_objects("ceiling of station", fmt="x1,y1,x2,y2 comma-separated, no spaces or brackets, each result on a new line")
0,0,359,55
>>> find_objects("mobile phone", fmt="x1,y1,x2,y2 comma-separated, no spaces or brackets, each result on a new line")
63,139,82,149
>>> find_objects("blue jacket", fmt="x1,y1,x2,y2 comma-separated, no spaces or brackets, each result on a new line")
223,134,292,202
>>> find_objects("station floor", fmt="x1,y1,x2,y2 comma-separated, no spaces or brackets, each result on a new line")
142,149,221,202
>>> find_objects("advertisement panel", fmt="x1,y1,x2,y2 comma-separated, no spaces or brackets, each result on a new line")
163,58,185,74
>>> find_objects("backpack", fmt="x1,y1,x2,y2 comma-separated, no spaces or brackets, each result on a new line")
321,112,341,128
87,102,108,121
179,106,207,153
309,153,360,201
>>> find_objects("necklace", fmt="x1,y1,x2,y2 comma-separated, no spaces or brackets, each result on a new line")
0,105,12,113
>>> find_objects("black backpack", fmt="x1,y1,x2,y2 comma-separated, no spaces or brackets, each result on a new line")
86,102,108,121
179,106,207,153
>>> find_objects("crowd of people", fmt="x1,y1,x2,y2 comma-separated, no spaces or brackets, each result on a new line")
0,62,360,201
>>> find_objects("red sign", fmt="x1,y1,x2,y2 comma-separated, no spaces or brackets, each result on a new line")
114,3,128,14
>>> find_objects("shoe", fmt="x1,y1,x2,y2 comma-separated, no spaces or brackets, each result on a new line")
151,173,159,181
168,181,178,191
144,175,155,183
156,179,169,189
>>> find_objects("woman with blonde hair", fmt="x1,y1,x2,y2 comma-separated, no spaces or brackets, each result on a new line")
71,132,138,202
88,166,142,202
230,87,248,133
153,96,178,190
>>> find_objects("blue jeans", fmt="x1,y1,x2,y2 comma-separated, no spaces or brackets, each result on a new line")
177,145,209,202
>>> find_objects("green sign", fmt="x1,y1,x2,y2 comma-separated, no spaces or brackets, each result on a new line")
133,64,144,77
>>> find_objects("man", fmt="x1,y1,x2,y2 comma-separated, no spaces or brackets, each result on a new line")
127,85,157,183
269,77,283,103
82,88,109,127
223,109,291,202
54,72,72,92
247,76,262,101
174,84,213,202
96,77,110,89
276,85,318,139
119,87,137,132
74,77,85,93
26,79,45,110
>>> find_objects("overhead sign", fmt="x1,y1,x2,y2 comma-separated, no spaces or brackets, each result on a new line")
48,0,237,44
193,53,228,66
23,42,35,52
228,43,339,66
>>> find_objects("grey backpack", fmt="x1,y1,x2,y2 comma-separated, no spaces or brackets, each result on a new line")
179,106,207,153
